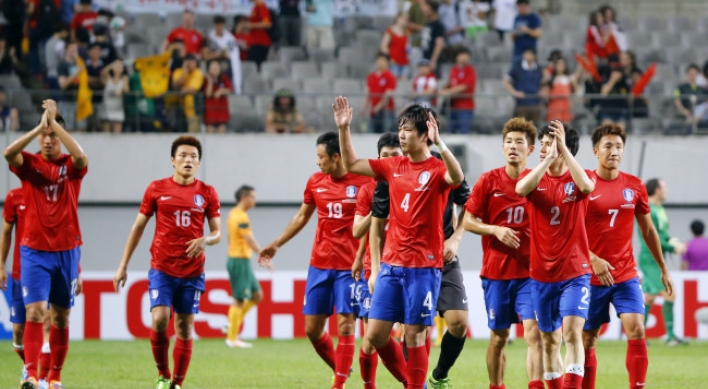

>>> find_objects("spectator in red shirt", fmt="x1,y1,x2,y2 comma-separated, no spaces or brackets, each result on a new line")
361,53,397,134
161,10,205,56
70,0,98,41
247,0,273,71
232,15,252,61
585,10,608,60
203,60,233,134
380,12,410,79
440,48,476,134
27,0,61,75
411,59,438,108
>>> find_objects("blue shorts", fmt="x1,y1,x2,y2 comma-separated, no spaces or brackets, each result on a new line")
482,277,535,330
533,274,591,333
584,277,645,330
10,278,26,324
20,246,80,309
148,268,206,314
355,278,372,319
303,266,357,316
368,263,442,326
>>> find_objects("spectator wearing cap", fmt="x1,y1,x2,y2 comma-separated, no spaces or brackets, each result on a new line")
511,0,542,65
420,0,446,75
247,0,273,72
161,10,205,56
266,89,307,133
492,0,517,41
279,0,303,47
674,64,708,125
380,12,411,79
439,47,477,134
682,220,708,271
71,0,99,41
205,15,242,94
306,0,335,51
503,47,543,126
0,87,20,132
438,0,465,62
361,53,397,134
411,59,438,108
171,54,205,133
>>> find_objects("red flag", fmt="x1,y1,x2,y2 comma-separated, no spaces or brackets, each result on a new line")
575,53,602,83
606,34,620,56
632,63,657,97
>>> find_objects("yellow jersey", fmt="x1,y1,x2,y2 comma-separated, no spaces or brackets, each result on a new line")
227,207,252,259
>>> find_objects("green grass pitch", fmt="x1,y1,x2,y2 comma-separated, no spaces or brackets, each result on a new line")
1,339,705,388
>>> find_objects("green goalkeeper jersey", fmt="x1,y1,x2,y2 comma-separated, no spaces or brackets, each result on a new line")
638,203,675,267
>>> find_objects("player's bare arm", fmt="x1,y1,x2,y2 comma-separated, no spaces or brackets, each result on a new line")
368,216,386,294
444,211,466,263
186,216,221,258
243,232,261,254
549,120,593,194
636,212,674,296
257,203,316,267
352,213,372,240
0,220,12,290
44,99,88,169
427,112,464,186
3,111,48,168
463,211,521,249
516,137,558,197
589,251,616,286
114,213,150,291
333,96,375,177
352,236,367,281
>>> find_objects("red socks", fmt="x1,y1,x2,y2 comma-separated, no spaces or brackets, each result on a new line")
490,385,506,389
172,338,193,386
376,337,408,385
546,377,564,389
528,380,545,389
359,348,378,389
407,344,428,389
564,373,584,389
310,332,336,371
583,348,597,389
627,339,648,389
14,345,25,362
333,335,356,388
46,325,69,383
149,329,171,379
39,347,51,381
23,321,44,379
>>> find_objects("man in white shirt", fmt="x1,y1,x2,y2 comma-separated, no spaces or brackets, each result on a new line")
493,0,517,41
203,15,242,94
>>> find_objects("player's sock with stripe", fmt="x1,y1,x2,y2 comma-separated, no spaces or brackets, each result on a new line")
407,344,428,389
227,306,243,341
489,385,506,389
13,343,25,362
563,364,584,389
46,325,69,383
149,329,171,378
432,331,466,380
626,339,648,389
359,348,378,389
39,343,51,381
310,332,336,371
333,335,355,388
377,337,408,385
544,372,563,389
528,380,545,389
172,338,192,386
663,301,675,339
582,347,597,389
23,321,43,379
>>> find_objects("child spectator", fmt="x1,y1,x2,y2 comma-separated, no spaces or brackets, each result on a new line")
440,47,476,133
361,53,397,133
542,57,578,123
100,60,128,133
380,12,410,79
203,60,233,133
411,59,438,108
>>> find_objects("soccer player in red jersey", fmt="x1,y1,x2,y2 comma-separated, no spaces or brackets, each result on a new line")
4,100,88,389
581,124,673,389
114,136,221,389
515,120,595,389
335,96,464,389
258,132,372,389
351,132,402,389
464,118,544,389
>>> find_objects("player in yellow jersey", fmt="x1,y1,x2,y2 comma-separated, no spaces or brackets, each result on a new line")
225,185,263,348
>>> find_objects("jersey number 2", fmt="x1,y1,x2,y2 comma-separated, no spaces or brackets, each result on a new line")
550,206,561,225
174,211,191,227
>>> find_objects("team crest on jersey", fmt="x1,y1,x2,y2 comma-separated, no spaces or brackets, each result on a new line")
59,165,67,177
151,289,159,299
623,189,634,202
194,194,205,207
346,185,358,198
564,182,575,196
363,297,371,310
419,171,431,185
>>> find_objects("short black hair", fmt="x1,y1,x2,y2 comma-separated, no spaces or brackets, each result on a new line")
523,47,537,56
691,219,705,236
235,185,255,202
376,132,400,155
517,0,530,4
171,135,202,160
79,0,92,5
376,52,390,62
456,47,471,58
539,123,580,156
645,178,661,196
398,104,439,146
214,15,226,24
425,0,440,13
316,132,340,158
88,42,101,51
687,63,700,73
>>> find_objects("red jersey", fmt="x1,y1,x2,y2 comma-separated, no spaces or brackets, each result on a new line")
370,156,453,269
386,28,409,66
139,178,220,278
448,65,476,110
585,171,649,286
412,73,438,106
10,152,86,252
234,32,252,61
167,27,205,55
249,3,272,47
2,189,25,280
523,170,593,283
585,26,607,59
304,172,373,271
71,11,99,31
367,70,397,114
465,167,531,280
355,180,376,279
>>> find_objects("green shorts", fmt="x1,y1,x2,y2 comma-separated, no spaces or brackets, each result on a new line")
227,257,261,301
639,255,664,295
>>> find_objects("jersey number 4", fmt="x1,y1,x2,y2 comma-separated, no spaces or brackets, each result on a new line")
174,210,191,227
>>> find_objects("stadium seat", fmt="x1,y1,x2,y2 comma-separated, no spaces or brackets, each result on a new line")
372,16,393,33
321,62,349,79
0,74,22,89
272,78,302,93
666,48,697,67
302,78,332,94
338,47,360,64
356,30,383,49
652,32,682,48
228,95,253,115
667,16,695,33
348,63,373,80
234,114,265,132
475,63,503,80
486,46,512,63
165,13,183,29
241,61,259,80
127,44,154,60
641,50,668,64
296,96,317,112
309,49,336,63
147,26,170,48
481,80,506,95
279,47,307,63
195,14,214,32
290,62,320,79
474,31,503,49
333,79,363,95
243,78,270,94
261,62,290,79
254,95,273,115
680,32,708,49
133,13,163,29
626,31,653,49
617,17,638,32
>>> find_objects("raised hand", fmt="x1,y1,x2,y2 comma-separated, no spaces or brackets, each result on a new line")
548,120,566,150
426,111,441,145
43,99,58,122
332,95,353,130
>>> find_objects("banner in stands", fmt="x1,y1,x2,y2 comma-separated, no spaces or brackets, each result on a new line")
1,271,707,340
